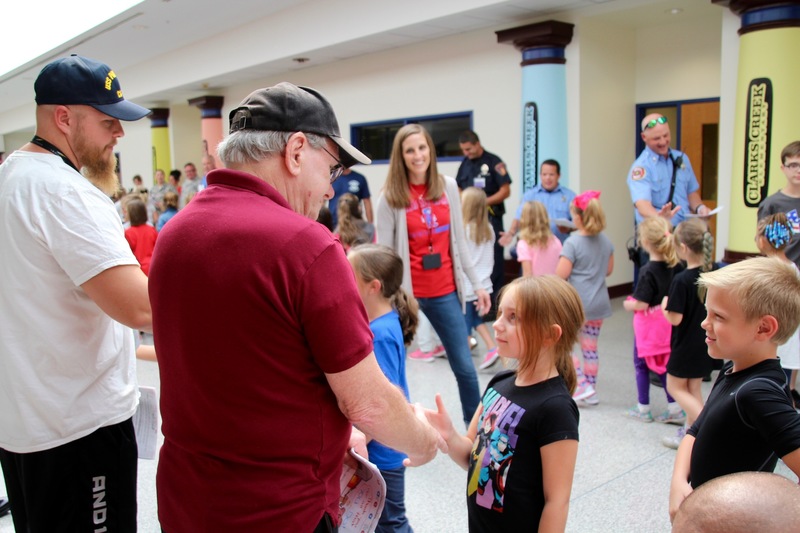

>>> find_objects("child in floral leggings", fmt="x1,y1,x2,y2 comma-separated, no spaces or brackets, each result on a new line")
555,191,615,405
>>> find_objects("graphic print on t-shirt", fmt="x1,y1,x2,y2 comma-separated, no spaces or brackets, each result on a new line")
468,386,526,512
787,209,800,234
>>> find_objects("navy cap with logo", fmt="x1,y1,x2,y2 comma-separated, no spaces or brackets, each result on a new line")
34,54,151,121
228,82,371,168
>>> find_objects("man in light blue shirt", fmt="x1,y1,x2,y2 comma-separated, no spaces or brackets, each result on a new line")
627,113,709,226
499,159,576,246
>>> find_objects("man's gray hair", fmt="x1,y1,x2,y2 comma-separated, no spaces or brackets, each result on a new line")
217,130,327,166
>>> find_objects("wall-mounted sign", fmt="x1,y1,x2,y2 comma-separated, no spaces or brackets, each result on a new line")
743,78,772,208
523,102,538,192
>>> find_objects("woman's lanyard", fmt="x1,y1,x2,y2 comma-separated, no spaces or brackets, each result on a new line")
30,136,80,173
417,196,435,253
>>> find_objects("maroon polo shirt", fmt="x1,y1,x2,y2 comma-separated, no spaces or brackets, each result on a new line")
150,168,373,531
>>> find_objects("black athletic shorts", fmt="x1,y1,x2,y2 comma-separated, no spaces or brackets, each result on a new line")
0,417,138,533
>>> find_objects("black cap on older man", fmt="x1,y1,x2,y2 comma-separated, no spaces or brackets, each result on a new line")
34,54,151,121
228,82,371,168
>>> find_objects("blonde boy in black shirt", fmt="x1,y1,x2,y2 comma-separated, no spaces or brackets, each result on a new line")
669,256,800,522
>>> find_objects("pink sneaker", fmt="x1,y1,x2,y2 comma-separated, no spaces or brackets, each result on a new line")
408,348,436,362
431,345,446,358
479,348,499,370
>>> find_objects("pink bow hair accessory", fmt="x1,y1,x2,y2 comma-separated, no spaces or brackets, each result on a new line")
574,190,601,211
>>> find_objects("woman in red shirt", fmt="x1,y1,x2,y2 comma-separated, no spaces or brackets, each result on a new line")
376,124,491,426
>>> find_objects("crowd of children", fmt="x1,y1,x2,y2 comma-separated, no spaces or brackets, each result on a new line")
118,138,800,533
402,139,800,532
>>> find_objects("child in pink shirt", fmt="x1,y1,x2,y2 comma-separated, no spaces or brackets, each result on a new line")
516,201,562,277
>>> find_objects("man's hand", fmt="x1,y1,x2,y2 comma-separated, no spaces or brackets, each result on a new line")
498,231,514,247
658,202,681,221
347,427,368,465
695,204,711,217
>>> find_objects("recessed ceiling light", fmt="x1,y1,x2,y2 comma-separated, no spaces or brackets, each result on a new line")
667,8,683,15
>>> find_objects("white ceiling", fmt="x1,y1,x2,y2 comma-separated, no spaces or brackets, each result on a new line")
0,0,719,127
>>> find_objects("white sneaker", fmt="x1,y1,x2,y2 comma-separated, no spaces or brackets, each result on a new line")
572,382,596,401
581,394,599,406
662,427,687,450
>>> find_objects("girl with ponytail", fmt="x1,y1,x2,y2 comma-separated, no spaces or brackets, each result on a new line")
347,243,418,532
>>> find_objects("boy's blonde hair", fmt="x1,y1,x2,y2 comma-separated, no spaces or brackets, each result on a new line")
698,256,800,344
461,187,494,245
571,198,606,236
497,276,584,393
638,216,679,267
519,201,553,248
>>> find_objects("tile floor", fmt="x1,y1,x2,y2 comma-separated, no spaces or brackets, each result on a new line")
1,296,795,532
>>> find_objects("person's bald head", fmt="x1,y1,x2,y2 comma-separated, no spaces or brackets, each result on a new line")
672,472,800,533
641,113,671,157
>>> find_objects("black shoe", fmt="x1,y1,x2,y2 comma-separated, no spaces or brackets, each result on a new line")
0,497,10,517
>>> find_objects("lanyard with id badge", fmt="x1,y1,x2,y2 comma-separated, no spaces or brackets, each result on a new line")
473,163,489,190
419,198,442,270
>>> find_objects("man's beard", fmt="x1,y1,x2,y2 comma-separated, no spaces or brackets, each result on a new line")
76,136,119,196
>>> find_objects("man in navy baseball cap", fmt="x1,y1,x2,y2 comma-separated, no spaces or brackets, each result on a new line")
35,54,150,121
23,54,151,194
0,54,152,531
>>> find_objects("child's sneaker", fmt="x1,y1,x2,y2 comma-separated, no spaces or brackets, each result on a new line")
572,382,596,402
624,407,654,423
662,427,687,450
430,345,446,358
581,393,599,406
408,348,436,362
469,336,479,350
479,348,500,370
655,409,686,425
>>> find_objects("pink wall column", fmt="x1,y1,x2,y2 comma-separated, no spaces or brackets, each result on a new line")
188,96,224,169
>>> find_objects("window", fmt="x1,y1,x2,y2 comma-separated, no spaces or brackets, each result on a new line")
351,112,472,163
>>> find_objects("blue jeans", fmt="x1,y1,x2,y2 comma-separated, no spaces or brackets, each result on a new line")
376,467,413,533
417,291,481,425
463,300,482,334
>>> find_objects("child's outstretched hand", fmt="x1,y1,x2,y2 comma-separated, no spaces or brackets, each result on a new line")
402,402,449,467
423,393,456,442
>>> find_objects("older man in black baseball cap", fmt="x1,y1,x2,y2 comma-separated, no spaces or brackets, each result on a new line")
0,55,152,532
150,82,445,532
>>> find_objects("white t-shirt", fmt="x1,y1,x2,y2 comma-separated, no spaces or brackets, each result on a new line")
0,151,140,453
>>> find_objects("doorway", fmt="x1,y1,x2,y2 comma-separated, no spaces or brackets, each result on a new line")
636,99,720,256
